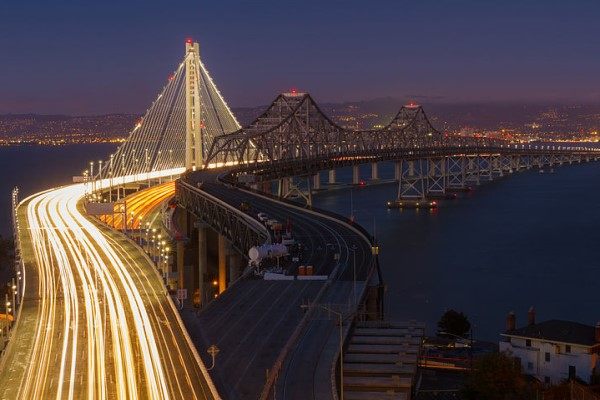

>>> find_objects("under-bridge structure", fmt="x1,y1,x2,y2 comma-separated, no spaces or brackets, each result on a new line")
6,40,600,400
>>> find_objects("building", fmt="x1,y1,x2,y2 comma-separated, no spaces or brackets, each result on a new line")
499,308,600,385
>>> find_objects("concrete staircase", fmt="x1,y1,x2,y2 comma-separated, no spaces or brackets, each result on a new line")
342,321,424,400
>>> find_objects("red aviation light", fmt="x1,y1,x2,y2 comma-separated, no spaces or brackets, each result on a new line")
185,37,193,44
291,88,297,95
168,74,174,81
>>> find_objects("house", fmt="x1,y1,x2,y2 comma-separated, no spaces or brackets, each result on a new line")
499,307,600,385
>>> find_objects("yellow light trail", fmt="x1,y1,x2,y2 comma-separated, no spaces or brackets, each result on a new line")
106,181,176,230
10,168,219,400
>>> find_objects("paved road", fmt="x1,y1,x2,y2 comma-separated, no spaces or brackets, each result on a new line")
181,170,375,400
0,170,216,400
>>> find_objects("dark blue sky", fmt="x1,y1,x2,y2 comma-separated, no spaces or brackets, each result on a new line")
2,0,600,114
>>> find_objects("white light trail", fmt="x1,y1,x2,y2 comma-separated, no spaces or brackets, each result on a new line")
16,167,216,399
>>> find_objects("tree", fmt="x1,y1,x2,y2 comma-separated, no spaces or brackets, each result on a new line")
437,309,471,338
462,352,535,400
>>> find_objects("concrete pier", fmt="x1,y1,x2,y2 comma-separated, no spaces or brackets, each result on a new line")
371,162,379,180
328,169,336,184
352,165,360,185
197,223,208,306
313,174,321,190
218,234,227,294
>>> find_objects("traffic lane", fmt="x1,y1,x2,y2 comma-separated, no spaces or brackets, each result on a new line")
197,181,372,279
182,280,323,400
101,227,212,399
200,182,334,274
278,281,354,400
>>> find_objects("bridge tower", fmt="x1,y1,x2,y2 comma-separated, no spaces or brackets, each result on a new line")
185,40,203,170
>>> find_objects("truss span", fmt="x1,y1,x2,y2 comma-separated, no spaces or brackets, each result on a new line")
203,92,501,169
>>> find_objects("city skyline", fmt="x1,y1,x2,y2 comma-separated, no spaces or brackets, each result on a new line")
2,0,600,115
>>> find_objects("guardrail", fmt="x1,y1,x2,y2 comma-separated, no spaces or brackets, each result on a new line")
1,188,24,358
176,178,271,255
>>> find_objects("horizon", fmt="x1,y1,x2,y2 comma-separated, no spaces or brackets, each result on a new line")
3,96,600,118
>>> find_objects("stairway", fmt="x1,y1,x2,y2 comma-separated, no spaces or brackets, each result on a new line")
343,321,424,400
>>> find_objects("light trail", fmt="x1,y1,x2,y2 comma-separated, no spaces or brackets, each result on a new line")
9,168,219,399
105,181,176,230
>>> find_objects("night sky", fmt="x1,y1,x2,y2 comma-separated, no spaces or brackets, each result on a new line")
2,0,600,115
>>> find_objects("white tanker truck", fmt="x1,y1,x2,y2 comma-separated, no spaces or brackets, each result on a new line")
248,243,289,263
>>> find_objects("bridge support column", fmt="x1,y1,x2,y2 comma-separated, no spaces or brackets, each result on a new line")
394,162,401,181
371,163,379,180
426,157,446,196
277,178,290,198
446,156,466,189
218,234,227,294
176,208,188,292
398,159,425,199
261,181,271,194
465,156,481,185
352,165,360,185
313,174,321,190
177,241,185,289
328,169,336,184
197,223,208,307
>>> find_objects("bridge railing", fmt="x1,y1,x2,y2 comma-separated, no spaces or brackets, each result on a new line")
176,178,271,256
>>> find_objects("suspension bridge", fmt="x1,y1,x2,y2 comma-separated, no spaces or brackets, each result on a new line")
2,40,599,400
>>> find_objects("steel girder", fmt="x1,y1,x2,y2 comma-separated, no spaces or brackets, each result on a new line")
176,180,270,257
426,157,446,195
398,159,426,199
203,93,468,168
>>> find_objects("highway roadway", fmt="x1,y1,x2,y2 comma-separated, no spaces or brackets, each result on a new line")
106,181,176,230
180,170,375,399
0,169,218,400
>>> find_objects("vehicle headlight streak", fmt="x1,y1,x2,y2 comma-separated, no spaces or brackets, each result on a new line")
19,168,186,400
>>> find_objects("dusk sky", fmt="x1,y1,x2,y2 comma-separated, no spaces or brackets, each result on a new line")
2,0,600,115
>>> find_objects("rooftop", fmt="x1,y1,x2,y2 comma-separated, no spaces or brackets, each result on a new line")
503,319,599,346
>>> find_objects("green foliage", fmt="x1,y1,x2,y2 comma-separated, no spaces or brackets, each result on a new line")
462,352,535,400
437,309,471,338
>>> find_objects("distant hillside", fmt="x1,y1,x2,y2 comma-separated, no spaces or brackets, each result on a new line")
1,100,599,142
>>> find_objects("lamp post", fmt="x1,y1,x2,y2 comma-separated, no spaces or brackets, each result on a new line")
350,244,357,306
109,154,114,201
98,160,103,190
169,149,173,181
129,211,135,234
5,294,11,340
301,303,345,400
145,148,150,187
90,161,95,194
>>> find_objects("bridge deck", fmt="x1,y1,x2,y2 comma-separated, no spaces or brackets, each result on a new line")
178,170,376,399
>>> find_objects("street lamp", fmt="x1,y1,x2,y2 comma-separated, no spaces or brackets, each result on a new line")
89,161,95,194
350,244,357,306
301,303,345,400
207,344,220,370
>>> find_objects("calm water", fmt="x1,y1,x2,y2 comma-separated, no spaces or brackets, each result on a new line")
314,162,600,340
1,146,598,341
0,144,118,237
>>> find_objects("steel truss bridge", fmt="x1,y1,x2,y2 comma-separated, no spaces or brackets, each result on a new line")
7,40,600,400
